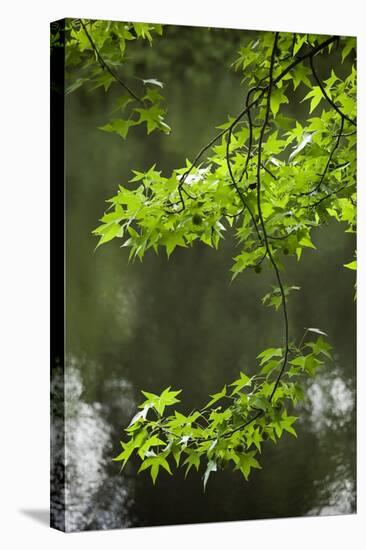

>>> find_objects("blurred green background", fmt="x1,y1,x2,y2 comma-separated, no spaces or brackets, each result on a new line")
64,24,356,531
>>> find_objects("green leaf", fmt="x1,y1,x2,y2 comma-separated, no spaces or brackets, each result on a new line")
167,410,200,429
263,131,286,155
137,435,166,459
293,34,308,56
246,427,263,452
324,70,339,91
90,72,115,92
230,372,251,395
138,455,172,484
344,260,356,270
113,95,134,112
163,231,186,258
113,427,148,468
289,354,323,376
134,105,170,134
171,441,183,467
113,441,136,468
141,387,182,416
250,395,271,412
132,22,155,43
305,336,333,359
292,64,312,90
282,416,297,437
342,37,356,62
271,412,298,438
95,222,122,246
234,451,261,480
270,87,289,117
257,347,282,365
206,385,227,407
260,358,281,376
302,86,323,113
66,76,88,94
184,451,201,476
99,118,136,139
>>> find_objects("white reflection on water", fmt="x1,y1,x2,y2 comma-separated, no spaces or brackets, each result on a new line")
65,356,135,532
307,467,355,516
58,355,355,529
300,363,355,515
306,372,354,432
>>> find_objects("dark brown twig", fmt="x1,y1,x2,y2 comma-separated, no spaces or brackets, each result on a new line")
300,115,344,196
309,55,356,127
171,35,339,214
252,33,289,401
80,19,144,105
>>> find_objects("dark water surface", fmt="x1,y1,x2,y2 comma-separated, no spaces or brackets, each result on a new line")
63,26,356,531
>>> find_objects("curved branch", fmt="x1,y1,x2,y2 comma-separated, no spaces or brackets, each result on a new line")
301,115,344,196
148,33,343,446
80,19,144,105
177,35,338,191
309,182,354,208
309,55,356,127
226,119,263,244
238,86,264,182
196,32,288,444
254,33,289,402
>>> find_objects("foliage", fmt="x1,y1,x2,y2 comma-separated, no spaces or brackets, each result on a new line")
60,21,356,489
113,333,331,487
63,18,170,138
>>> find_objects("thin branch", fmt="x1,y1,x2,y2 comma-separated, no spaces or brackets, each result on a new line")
301,115,344,196
154,34,343,445
291,33,297,57
174,35,340,445
181,186,197,200
238,86,265,182
329,161,350,170
226,117,263,244
261,162,278,180
309,182,353,208
255,249,268,267
267,228,296,241
309,55,356,127
176,35,338,196
224,207,245,219
254,32,289,402
168,35,339,215
196,33,287,444
333,131,356,138
80,19,144,105
274,35,337,87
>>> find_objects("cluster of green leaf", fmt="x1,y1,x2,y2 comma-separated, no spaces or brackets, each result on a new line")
92,33,356,271
114,330,332,488
61,23,356,487
64,18,170,139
